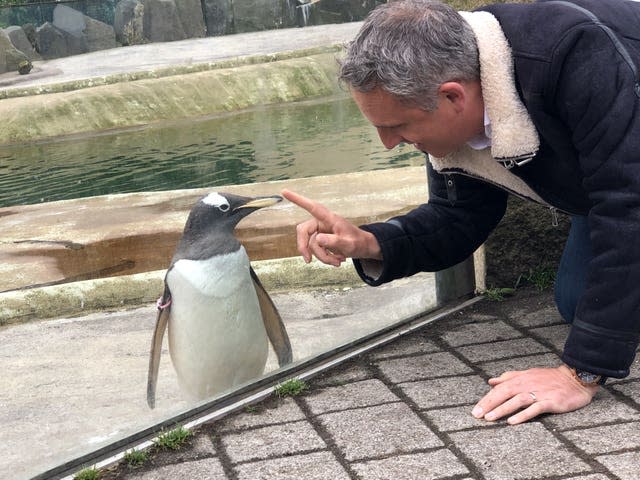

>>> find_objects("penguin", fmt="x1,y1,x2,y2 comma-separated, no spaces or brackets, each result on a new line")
146,192,293,408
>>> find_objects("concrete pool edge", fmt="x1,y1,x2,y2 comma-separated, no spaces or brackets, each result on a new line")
0,49,345,145
0,256,364,326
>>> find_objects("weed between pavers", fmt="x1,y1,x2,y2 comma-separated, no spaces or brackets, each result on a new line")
517,266,556,290
74,466,100,480
274,378,309,398
153,425,193,450
483,287,516,302
123,448,148,468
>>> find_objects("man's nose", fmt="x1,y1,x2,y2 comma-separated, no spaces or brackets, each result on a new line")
376,128,403,150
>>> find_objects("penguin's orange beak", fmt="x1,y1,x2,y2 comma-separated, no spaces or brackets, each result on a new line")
234,195,282,211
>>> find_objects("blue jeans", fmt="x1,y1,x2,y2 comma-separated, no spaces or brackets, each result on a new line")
554,215,592,323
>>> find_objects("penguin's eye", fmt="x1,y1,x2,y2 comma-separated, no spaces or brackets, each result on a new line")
218,203,230,212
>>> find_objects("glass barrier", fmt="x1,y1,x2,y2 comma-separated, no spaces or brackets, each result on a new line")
0,2,477,478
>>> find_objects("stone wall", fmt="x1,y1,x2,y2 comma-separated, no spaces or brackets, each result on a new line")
1,0,382,71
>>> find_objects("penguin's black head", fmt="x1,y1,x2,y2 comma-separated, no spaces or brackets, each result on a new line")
178,192,282,256
194,192,282,226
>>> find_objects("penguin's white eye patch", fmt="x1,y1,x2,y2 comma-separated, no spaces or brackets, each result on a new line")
202,193,230,211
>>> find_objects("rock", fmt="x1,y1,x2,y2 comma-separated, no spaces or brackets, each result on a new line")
53,4,86,36
234,0,296,33
4,25,42,61
36,21,86,59
0,30,28,74
114,0,145,45
316,0,379,23
18,59,33,75
202,0,234,36
142,0,186,42
53,4,116,53
175,0,206,38
83,15,117,51
21,23,38,50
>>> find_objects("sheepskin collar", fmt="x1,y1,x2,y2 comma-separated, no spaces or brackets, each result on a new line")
429,11,546,205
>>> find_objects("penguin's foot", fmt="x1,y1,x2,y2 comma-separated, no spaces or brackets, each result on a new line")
156,297,172,310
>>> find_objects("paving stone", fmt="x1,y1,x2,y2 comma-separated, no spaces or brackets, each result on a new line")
611,380,640,402
449,423,590,479
304,379,399,415
544,389,640,430
595,451,640,480
234,451,350,480
375,351,473,384
146,433,217,466
422,405,497,432
507,305,564,328
216,398,306,432
312,363,373,388
439,320,522,347
368,335,441,360
564,475,614,480
317,403,442,461
351,449,469,480
608,363,640,384
222,421,326,463
529,324,571,351
561,421,640,455
479,353,561,378
125,457,227,479
400,375,488,409
458,337,549,363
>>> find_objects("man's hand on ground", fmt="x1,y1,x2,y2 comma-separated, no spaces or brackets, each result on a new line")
472,365,599,425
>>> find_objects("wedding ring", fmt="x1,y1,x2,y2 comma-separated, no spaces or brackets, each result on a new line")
529,391,537,402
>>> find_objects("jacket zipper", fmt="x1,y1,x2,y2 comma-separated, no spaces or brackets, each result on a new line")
444,169,571,225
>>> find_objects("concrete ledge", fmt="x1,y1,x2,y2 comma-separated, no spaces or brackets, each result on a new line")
0,45,343,100
0,167,428,324
0,256,362,326
0,167,427,292
0,51,343,145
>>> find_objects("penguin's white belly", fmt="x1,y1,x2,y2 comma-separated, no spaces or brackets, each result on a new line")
166,248,269,400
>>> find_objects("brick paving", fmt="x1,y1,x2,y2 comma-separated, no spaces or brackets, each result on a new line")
100,287,640,479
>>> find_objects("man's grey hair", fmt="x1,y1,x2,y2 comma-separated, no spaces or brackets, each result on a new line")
339,0,479,111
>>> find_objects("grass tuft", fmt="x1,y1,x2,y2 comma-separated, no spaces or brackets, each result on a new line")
153,425,192,450
519,266,556,291
74,467,100,480
124,448,148,468
483,287,516,302
274,378,309,398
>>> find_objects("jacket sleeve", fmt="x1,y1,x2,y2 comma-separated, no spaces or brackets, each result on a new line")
353,162,507,286
551,23,640,378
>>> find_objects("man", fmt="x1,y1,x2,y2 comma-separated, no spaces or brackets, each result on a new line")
282,0,640,424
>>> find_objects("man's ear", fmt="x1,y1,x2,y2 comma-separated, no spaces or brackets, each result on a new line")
438,82,467,113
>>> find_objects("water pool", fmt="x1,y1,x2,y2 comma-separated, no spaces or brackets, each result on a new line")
0,95,423,208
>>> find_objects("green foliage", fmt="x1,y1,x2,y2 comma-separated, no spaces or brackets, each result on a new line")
153,425,193,450
73,467,100,480
123,448,148,468
275,378,309,398
517,266,556,291
483,287,516,302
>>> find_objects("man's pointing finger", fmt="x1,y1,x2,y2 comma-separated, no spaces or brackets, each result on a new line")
281,189,334,223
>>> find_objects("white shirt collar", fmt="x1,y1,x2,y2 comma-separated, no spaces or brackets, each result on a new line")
466,108,492,150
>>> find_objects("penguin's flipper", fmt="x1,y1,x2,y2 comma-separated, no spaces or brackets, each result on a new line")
146,286,172,409
250,267,293,366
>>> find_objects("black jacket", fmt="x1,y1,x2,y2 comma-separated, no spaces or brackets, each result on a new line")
354,0,640,378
